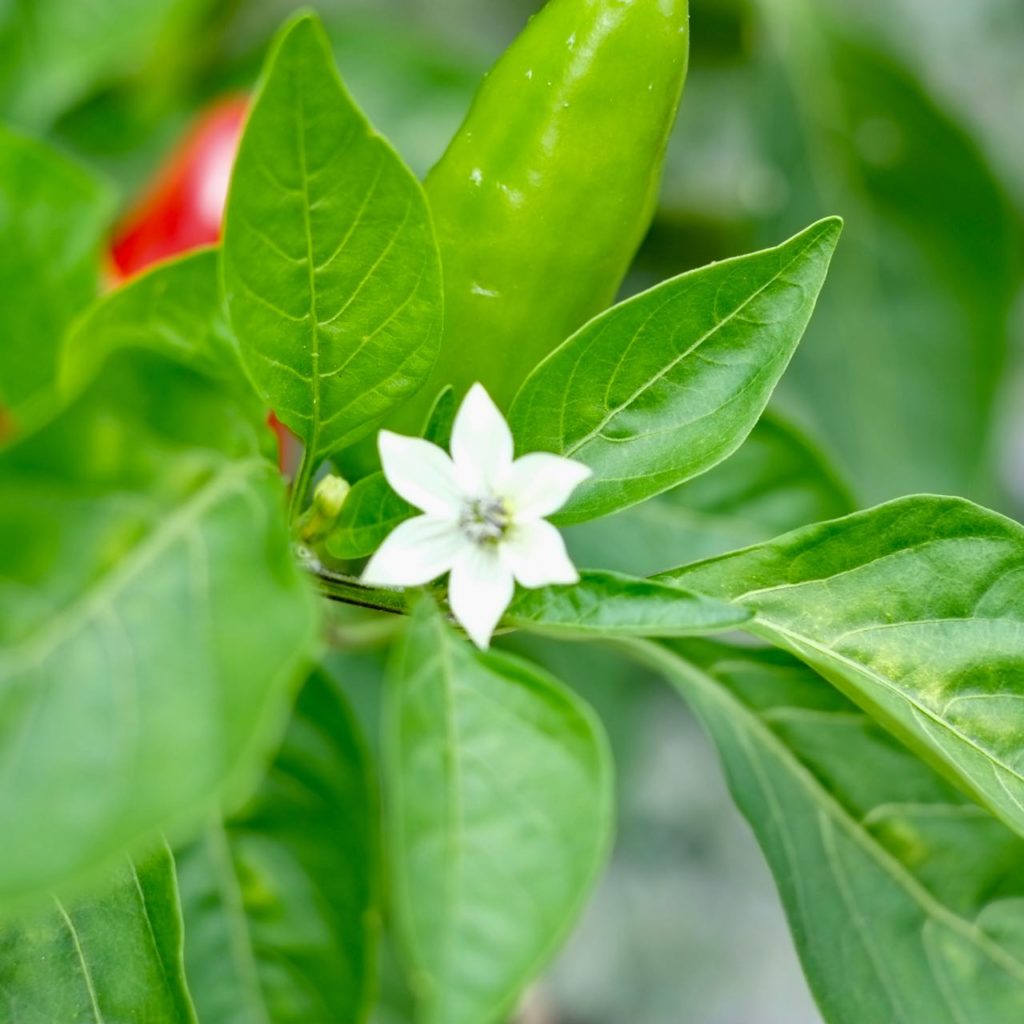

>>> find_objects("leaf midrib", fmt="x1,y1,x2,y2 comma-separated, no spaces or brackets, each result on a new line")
561,223,831,458
1,456,264,675
295,57,321,461
647,644,1024,984
752,619,1024,814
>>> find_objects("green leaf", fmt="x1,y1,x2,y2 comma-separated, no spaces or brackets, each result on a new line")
642,641,1024,1024
62,247,253,403
176,670,379,1024
756,7,1018,504
508,217,842,524
386,597,612,1024
421,385,456,448
564,412,854,576
0,842,197,1023
661,496,1024,838
325,471,412,561
223,13,443,463
504,570,749,638
0,352,318,908
0,124,112,432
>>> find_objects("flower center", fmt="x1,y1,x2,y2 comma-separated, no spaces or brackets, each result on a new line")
459,496,511,545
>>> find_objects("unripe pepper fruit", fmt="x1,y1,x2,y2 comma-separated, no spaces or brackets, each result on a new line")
413,0,690,413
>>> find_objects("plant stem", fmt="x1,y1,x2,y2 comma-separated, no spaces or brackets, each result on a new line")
288,447,316,523
314,568,408,615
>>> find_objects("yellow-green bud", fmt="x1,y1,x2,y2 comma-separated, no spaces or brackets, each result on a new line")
312,474,350,519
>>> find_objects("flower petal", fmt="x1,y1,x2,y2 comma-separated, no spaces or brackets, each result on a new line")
501,519,580,588
378,430,463,515
362,515,467,587
500,452,592,520
448,543,515,649
450,383,514,494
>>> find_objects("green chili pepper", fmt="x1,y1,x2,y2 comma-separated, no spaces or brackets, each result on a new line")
419,0,690,411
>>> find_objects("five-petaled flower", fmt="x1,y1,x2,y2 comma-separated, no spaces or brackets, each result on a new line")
362,383,591,648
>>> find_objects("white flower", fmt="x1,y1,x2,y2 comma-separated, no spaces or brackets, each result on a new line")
362,383,591,648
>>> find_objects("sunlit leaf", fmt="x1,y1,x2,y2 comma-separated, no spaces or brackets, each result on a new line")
509,218,842,523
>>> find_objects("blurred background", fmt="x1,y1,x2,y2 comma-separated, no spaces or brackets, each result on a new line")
5,1,1021,1020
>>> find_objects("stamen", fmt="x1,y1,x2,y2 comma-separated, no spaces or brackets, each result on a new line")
459,496,510,544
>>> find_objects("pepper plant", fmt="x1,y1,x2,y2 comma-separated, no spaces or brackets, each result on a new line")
1,3,1023,1023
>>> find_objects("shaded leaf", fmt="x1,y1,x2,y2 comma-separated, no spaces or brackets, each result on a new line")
642,640,1024,1024
386,597,612,1024
63,247,250,402
177,670,378,1024
0,351,318,907
756,9,1018,503
0,842,197,1023
0,124,112,432
504,570,749,638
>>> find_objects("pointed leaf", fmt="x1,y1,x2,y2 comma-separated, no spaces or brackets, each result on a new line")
508,217,842,523
504,570,749,638
223,14,443,460
564,412,854,575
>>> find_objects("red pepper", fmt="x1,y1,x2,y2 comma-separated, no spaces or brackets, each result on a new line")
109,95,296,467
110,97,248,278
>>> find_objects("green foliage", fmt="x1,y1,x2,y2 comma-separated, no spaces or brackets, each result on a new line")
223,14,443,469
385,597,613,1024
564,412,854,575
0,843,196,1023
177,671,379,1024
643,641,1024,1023
0,124,112,431
663,497,1024,838
63,248,253,405
0,354,317,907
509,217,842,523
0,0,212,129
2,4,1024,1023
505,570,749,638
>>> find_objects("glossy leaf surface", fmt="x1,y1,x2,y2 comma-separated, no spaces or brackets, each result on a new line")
663,496,1024,837
564,412,853,575
509,217,842,523
177,670,378,1024
504,571,749,638
0,843,197,1023
386,598,612,1024
644,641,1024,1024
223,14,442,460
